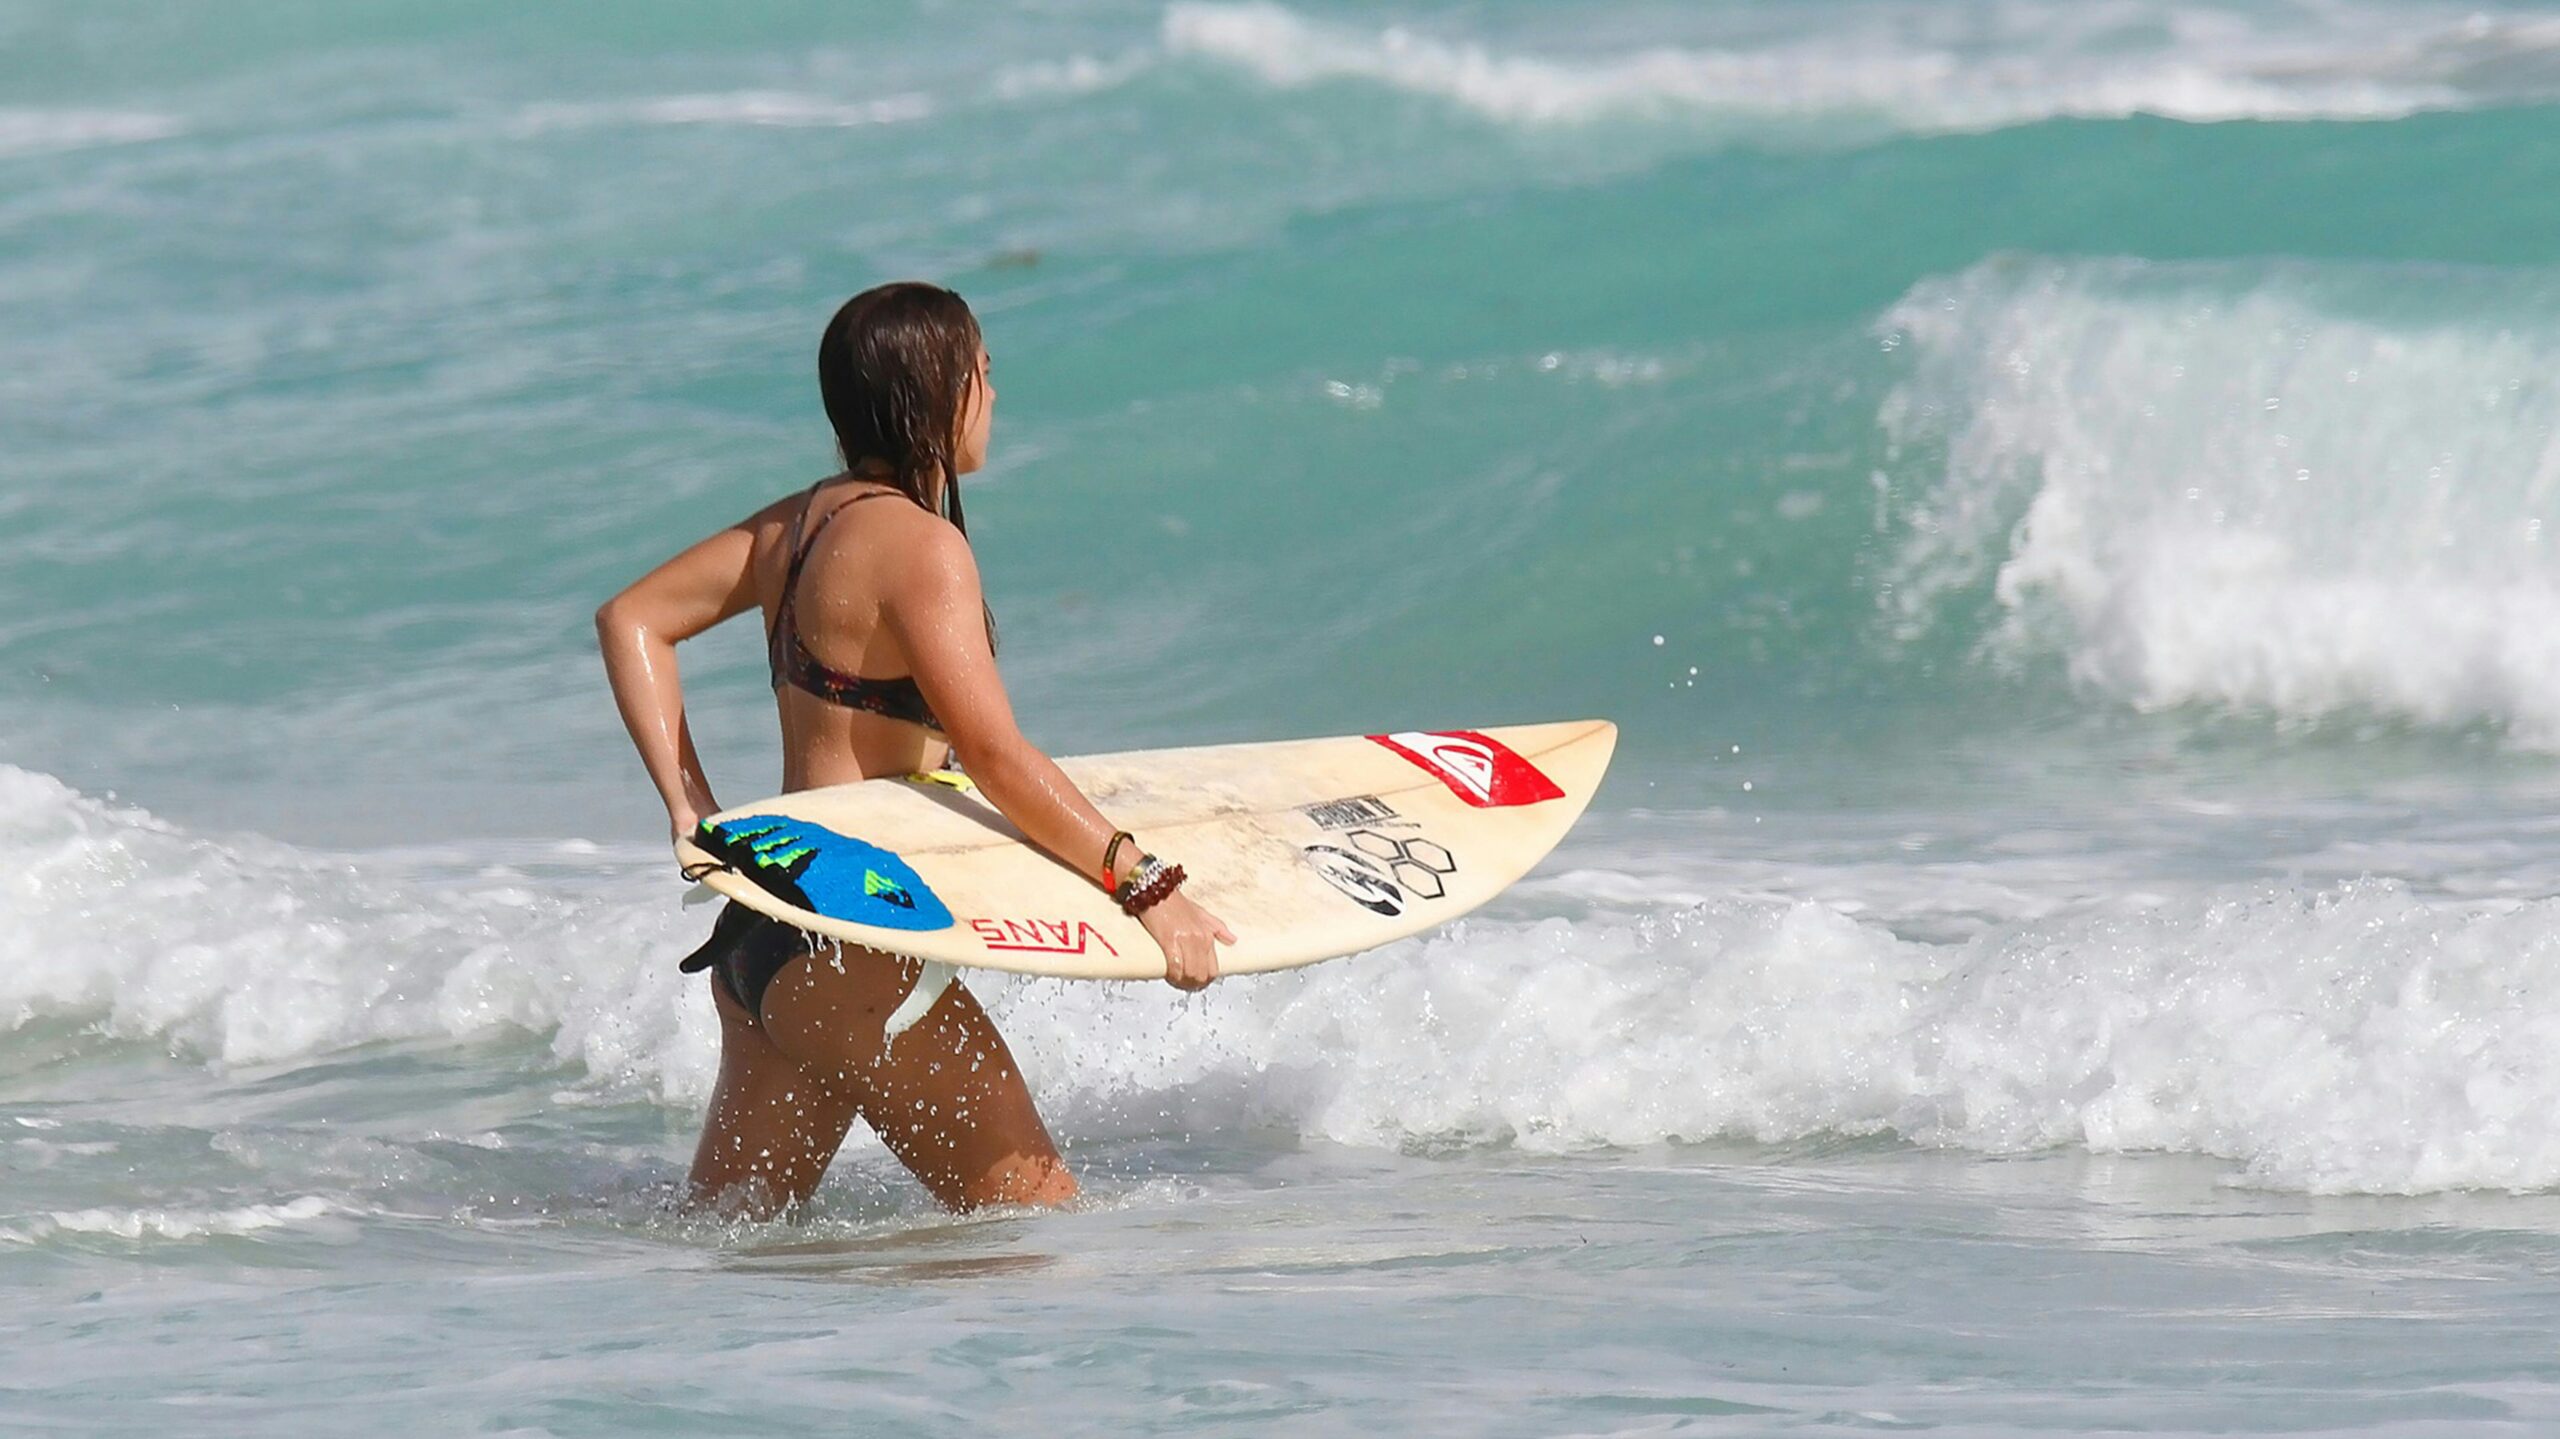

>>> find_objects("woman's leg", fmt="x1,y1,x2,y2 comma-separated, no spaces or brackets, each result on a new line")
685,974,866,1217
756,944,1077,1211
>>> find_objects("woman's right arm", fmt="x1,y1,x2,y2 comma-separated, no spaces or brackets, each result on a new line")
888,521,1232,990
595,516,764,847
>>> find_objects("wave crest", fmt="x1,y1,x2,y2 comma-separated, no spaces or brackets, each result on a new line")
0,765,709,1087
0,108,184,159
1878,256,2560,742
14,765,2560,1193
986,876,2560,1195
1159,0,2560,131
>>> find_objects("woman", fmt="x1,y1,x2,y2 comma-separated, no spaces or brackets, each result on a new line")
596,282,1233,1217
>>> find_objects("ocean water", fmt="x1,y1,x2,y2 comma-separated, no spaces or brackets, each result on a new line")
13,0,2560,1431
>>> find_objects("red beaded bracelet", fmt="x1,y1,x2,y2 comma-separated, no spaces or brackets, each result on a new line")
1112,854,1158,908
1120,861,1186,917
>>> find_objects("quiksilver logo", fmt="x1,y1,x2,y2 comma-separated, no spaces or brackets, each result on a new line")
1368,730,1565,809
1385,731,1498,802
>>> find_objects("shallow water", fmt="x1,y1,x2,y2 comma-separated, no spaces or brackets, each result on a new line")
19,1117,2560,1435
15,0,2560,1430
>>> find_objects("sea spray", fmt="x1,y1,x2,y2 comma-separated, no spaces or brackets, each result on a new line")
14,765,2560,1195
1879,256,2560,741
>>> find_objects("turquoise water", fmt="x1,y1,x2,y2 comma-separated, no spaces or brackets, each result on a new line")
16,1,2560,1431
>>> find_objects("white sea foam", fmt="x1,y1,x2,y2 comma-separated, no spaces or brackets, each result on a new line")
1159,0,2560,130
0,764,713,1091
0,1195,337,1244
512,90,932,136
993,881,2560,1195
10,765,2560,1194
991,53,1157,102
1878,257,2560,744
0,108,184,159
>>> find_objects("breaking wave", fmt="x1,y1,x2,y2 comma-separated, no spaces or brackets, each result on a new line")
1160,0,2560,131
1878,257,2560,742
11,763,2560,1195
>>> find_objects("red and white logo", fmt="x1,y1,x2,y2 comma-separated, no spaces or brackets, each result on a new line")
1367,730,1565,808
968,917,1122,957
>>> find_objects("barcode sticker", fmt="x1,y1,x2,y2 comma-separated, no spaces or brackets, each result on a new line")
1301,794,1401,831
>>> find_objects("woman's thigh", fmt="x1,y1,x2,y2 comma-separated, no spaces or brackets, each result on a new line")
686,975,866,1217
757,944,1077,1211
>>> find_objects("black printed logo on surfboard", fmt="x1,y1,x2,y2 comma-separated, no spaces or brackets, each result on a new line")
1301,844,1405,917
1339,828,1457,901
1300,793,1404,832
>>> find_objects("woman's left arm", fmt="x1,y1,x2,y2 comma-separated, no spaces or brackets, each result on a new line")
595,517,764,846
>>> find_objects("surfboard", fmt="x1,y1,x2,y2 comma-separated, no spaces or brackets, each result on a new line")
674,721,1613,1027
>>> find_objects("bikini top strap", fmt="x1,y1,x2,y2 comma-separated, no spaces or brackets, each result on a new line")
772,485,911,638
767,482,827,645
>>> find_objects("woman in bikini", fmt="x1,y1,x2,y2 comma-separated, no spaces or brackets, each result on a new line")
596,282,1233,1216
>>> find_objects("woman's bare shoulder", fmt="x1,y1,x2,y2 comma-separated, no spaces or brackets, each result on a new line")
881,504,975,585
729,486,828,570
740,488,812,536
799,493,964,565
799,498,974,609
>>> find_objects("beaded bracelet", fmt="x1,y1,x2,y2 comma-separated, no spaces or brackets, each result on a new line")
1112,855,1158,909
1118,858,1186,917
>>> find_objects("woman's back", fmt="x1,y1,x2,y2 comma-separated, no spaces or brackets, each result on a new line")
753,479,952,792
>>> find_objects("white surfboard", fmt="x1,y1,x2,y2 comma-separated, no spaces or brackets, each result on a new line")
674,721,1613,1026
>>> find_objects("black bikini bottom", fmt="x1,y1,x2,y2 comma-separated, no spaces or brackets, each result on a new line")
678,901,820,1019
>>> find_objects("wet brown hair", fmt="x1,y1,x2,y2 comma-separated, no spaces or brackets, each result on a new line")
818,281,982,533
817,282,994,646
